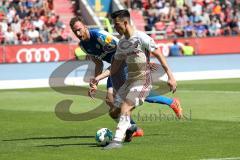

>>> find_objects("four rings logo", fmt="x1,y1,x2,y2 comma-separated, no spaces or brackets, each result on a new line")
16,48,60,63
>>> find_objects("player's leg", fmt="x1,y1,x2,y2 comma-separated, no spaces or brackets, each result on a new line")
106,77,119,119
145,91,183,119
149,63,183,118
104,99,135,149
106,77,140,128
146,91,173,105
104,80,151,149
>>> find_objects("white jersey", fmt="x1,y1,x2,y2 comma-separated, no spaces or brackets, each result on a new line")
114,30,158,81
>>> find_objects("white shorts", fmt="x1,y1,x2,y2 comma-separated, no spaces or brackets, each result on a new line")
114,78,152,108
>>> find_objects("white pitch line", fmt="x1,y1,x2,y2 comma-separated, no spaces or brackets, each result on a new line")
178,90,240,94
200,157,240,160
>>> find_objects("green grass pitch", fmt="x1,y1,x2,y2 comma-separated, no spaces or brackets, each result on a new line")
0,78,240,160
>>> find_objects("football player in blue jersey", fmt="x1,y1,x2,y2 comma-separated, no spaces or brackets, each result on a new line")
70,16,183,141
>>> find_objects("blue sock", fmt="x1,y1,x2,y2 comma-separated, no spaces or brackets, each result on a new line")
130,117,136,125
145,95,173,106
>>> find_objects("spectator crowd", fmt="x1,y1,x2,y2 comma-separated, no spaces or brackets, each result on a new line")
1,0,239,45
0,0,71,45
122,0,240,38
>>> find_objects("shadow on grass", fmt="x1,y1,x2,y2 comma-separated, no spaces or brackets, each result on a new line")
2,135,95,141
35,142,98,148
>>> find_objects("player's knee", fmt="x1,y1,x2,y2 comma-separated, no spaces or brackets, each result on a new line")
109,111,118,119
109,107,120,119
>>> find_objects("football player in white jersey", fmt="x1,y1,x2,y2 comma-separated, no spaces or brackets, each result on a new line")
103,9,178,149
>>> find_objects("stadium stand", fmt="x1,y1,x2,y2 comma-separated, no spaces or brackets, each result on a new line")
130,9,145,31
0,0,72,45
53,0,76,40
0,0,239,44
121,0,240,38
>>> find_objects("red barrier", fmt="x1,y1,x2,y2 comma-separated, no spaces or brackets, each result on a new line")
156,36,240,56
0,46,4,63
193,36,240,55
4,43,77,63
1,36,240,64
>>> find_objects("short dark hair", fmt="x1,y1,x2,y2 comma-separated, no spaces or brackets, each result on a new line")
69,16,83,29
111,9,130,21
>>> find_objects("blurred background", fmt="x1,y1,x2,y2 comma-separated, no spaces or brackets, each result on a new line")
1,1,240,159
0,0,240,88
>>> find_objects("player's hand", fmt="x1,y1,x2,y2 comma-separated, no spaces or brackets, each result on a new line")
167,78,177,93
89,78,99,88
88,84,98,99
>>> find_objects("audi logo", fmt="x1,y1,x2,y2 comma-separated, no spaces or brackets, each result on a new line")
16,48,60,63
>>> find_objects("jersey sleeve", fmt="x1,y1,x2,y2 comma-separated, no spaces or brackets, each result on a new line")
95,30,119,45
139,32,158,52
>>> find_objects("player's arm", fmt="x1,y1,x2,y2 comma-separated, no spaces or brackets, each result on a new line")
96,67,110,81
90,56,124,87
90,56,103,77
90,55,123,87
88,56,103,98
110,57,124,77
88,66,113,99
88,57,122,98
151,48,177,93
140,32,177,93
90,67,111,87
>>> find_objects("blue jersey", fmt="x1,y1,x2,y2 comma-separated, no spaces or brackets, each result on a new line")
79,29,118,63
79,29,126,89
